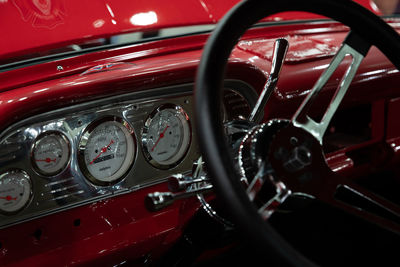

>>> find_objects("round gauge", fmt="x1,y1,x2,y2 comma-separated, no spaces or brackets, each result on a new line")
31,132,70,176
0,170,32,214
78,117,136,186
142,104,191,169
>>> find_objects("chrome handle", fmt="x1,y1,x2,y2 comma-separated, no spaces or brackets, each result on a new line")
168,174,209,192
249,38,289,123
145,184,213,212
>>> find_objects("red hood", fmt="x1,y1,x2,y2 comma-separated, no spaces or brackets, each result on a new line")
0,0,378,62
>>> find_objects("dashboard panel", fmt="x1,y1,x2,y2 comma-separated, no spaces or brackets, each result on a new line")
0,80,255,229
0,84,198,229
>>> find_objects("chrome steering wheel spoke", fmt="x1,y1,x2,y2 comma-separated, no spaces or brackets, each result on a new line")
291,32,371,144
258,179,291,220
246,161,269,201
244,161,292,220
279,31,400,231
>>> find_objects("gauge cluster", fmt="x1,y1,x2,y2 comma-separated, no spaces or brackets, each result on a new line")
0,80,255,229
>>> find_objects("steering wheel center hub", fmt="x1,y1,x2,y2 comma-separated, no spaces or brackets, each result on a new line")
283,145,313,173
269,124,330,191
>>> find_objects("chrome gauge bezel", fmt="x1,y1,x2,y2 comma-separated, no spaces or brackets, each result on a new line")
78,116,137,186
0,170,32,215
30,131,71,177
142,104,192,170
0,81,253,230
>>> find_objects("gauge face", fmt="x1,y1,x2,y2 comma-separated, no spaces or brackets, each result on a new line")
31,132,70,176
0,170,32,214
79,117,136,186
142,105,191,169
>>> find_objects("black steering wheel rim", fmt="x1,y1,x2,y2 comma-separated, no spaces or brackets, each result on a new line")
195,0,400,266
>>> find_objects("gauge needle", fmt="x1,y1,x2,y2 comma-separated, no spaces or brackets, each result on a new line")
35,158,57,163
0,196,17,201
90,139,114,165
151,125,169,152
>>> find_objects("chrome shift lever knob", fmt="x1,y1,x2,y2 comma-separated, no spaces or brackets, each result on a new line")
249,38,289,123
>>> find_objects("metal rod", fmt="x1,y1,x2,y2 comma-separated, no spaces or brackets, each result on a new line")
249,38,289,123
168,174,209,192
145,185,213,211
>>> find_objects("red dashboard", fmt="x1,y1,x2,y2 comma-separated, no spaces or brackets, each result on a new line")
1,1,400,266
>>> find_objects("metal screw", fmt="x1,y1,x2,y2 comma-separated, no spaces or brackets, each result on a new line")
57,65,64,71
290,137,298,146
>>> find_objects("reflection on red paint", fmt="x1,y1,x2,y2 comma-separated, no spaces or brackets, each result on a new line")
93,19,105,28
13,0,66,29
237,35,339,64
130,11,158,26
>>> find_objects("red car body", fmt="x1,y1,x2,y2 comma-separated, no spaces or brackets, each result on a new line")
0,0,398,266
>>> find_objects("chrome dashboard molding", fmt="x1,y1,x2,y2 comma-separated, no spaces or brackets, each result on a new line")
0,80,256,229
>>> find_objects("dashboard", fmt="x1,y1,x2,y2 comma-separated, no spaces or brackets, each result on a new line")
2,4,400,262
0,80,255,230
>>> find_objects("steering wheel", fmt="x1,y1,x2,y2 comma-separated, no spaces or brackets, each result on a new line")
195,0,400,266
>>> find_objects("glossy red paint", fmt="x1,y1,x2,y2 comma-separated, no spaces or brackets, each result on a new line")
0,0,377,63
0,182,200,266
238,34,341,63
1,16,400,266
0,0,235,61
0,21,355,130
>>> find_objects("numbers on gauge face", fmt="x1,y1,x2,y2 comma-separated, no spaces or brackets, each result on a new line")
142,105,191,169
79,118,136,186
0,170,32,214
31,132,70,176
